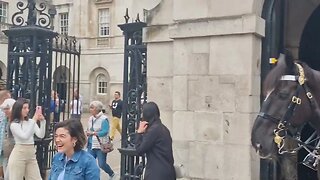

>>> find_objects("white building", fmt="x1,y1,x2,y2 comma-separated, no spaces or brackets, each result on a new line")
0,0,132,111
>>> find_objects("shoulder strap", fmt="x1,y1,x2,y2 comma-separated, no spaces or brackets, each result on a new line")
95,135,102,145
91,117,96,131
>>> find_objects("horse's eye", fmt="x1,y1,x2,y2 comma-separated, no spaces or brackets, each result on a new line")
278,92,289,99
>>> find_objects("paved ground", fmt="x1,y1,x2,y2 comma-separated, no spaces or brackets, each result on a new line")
80,113,121,179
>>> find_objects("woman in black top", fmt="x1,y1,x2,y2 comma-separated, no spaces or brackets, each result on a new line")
135,102,176,180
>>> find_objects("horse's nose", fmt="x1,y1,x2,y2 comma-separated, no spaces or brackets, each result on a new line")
256,143,262,151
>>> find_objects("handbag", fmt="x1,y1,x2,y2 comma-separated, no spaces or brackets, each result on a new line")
2,137,14,158
96,135,114,153
3,120,14,158
91,117,114,153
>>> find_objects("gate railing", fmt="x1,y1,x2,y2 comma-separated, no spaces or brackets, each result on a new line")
52,34,81,123
118,9,147,180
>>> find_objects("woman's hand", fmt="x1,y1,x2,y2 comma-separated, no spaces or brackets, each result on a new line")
86,131,96,136
137,121,148,134
86,131,93,136
33,113,45,122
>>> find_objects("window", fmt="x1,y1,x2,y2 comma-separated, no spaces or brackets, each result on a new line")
0,1,8,23
97,74,108,95
98,9,110,37
95,0,113,3
59,13,69,35
143,9,148,22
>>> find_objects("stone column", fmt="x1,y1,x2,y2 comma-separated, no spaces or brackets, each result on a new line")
144,0,265,179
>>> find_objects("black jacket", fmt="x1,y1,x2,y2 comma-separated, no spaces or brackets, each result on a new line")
135,120,176,180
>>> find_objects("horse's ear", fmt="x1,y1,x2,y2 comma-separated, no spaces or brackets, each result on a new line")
284,50,294,68
277,52,294,69
278,53,286,64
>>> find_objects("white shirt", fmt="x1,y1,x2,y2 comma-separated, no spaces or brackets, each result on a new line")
70,99,82,115
10,119,46,144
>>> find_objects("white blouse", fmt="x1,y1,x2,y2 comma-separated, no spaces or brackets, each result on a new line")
10,119,46,144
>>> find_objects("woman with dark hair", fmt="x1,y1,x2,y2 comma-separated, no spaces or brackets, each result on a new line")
49,120,100,180
7,98,46,180
135,102,176,180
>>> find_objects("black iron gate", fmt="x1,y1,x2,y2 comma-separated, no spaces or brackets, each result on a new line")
3,0,81,178
52,35,81,122
43,34,81,174
118,9,148,180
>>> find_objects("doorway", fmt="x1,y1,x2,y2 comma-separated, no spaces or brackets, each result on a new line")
53,66,70,116
299,5,320,70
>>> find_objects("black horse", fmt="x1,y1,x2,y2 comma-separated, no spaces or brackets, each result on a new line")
251,54,320,179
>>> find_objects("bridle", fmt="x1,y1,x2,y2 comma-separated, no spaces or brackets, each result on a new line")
258,62,320,154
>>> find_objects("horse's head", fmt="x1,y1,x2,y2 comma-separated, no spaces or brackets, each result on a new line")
251,54,318,158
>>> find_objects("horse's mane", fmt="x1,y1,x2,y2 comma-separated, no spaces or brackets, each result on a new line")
302,62,320,92
263,59,320,96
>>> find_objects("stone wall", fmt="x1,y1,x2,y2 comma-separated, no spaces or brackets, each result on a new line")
143,0,264,179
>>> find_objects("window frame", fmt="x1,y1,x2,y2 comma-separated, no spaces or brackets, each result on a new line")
0,1,8,23
98,8,110,37
59,12,69,35
96,74,108,95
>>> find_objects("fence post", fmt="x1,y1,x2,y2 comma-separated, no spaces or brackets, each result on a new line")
118,9,148,180
3,0,58,178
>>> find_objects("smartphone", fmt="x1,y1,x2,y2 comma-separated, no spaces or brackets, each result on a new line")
36,106,42,114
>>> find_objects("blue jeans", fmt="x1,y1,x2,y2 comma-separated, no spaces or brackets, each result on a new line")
88,148,114,176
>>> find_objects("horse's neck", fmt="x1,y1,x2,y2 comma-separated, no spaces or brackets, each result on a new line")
307,69,320,130
310,70,320,93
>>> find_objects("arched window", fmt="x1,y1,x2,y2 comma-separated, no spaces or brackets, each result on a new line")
97,74,107,95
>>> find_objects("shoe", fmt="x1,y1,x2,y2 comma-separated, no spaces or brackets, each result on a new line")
110,173,119,180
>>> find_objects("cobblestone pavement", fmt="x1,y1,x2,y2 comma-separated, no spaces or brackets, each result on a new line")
80,113,121,179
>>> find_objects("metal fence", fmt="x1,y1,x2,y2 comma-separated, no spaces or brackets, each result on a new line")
51,34,81,122
118,10,148,180
3,0,81,177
